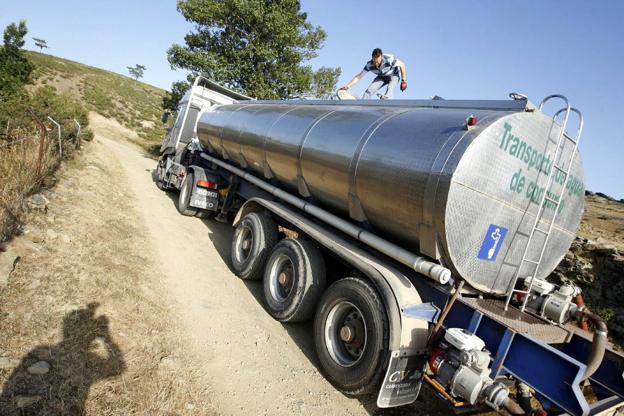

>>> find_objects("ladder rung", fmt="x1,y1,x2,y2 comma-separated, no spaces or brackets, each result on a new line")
554,165,568,174
523,259,540,265
544,197,559,205
512,289,530,294
565,135,578,145
534,227,549,234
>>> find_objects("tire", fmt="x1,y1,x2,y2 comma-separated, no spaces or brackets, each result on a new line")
263,238,326,322
177,171,198,216
231,212,278,280
314,277,389,396
156,159,168,190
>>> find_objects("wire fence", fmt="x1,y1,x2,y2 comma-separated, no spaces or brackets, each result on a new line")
0,110,82,174
0,109,82,242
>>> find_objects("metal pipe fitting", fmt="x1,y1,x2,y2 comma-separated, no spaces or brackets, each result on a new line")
573,293,590,331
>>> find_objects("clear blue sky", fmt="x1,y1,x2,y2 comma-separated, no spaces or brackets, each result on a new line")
2,0,623,199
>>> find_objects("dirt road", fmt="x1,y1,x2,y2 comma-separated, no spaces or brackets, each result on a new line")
101,131,376,415
1,115,446,415
97,115,451,415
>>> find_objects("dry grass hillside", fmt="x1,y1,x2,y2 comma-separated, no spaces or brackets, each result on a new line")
26,51,166,151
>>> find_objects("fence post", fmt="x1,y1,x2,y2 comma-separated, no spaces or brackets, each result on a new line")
73,118,81,149
47,116,62,159
27,109,47,177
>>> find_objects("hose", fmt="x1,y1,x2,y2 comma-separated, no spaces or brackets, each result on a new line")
503,397,527,415
581,311,608,381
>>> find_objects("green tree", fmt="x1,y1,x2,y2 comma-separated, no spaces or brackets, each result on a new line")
32,37,49,52
162,79,191,111
127,64,146,80
312,66,342,99
167,0,340,100
0,20,34,98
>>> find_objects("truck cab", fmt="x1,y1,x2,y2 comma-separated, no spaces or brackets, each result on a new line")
155,77,251,216
160,77,251,157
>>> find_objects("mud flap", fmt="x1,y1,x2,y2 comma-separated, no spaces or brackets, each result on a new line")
190,187,219,211
377,350,427,408
189,165,220,211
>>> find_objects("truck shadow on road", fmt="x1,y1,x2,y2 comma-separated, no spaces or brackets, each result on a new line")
200,217,322,363
200,218,443,416
0,303,126,415
153,172,445,415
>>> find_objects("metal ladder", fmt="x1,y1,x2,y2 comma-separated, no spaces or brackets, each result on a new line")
504,95,584,312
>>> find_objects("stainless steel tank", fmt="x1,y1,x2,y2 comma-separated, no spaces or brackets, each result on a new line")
197,100,585,295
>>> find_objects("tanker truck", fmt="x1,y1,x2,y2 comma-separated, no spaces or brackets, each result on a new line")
155,77,624,415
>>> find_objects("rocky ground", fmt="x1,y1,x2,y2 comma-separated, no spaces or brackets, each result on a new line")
550,192,624,346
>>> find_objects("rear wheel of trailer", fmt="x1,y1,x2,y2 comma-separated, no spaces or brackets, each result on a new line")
262,238,326,323
231,212,278,280
313,277,389,395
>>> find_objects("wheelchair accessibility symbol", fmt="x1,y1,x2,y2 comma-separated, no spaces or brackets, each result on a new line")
478,224,508,261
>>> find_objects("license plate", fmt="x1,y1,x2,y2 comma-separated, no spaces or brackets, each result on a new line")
190,186,219,211
196,188,218,198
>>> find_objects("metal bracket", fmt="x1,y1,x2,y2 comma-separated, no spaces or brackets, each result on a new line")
402,302,440,323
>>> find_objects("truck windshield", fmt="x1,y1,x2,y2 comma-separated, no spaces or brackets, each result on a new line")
169,105,187,145
179,105,200,144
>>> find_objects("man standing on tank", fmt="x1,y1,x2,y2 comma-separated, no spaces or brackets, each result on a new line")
339,48,407,99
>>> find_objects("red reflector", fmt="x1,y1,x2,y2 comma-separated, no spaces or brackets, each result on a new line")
196,180,217,189
466,115,478,126
428,348,445,374
516,286,528,304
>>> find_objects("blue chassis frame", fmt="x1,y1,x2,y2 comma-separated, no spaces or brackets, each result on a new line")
410,278,624,416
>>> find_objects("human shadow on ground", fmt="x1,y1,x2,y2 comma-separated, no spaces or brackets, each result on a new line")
0,303,126,415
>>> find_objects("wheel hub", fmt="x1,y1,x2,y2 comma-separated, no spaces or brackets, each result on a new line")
324,301,368,367
339,325,354,343
235,226,253,263
278,272,290,286
268,254,295,302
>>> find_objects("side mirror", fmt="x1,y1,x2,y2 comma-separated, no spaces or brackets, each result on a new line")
161,111,170,124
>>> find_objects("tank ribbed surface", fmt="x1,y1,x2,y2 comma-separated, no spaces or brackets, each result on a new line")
197,102,584,295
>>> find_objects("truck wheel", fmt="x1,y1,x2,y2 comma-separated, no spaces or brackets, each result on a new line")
231,212,278,280
155,159,168,190
263,238,326,322
314,277,389,396
177,171,198,216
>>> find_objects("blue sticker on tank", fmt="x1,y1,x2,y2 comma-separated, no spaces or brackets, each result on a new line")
478,224,508,261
